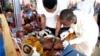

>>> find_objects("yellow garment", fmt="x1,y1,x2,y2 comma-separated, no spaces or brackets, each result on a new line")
22,36,43,56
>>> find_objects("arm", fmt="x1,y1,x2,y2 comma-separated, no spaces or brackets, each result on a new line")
40,14,46,30
55,15,61,37
69,19,99,45
37,0,46,30
70,29,99,45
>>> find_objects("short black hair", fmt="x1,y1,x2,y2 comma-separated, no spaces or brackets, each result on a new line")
60,9,75,21
43,0,57,9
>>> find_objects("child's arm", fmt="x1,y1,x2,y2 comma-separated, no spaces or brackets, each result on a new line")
55,15,61,37
40,14,46,30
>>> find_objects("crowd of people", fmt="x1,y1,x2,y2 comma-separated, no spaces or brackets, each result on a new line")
0,0,100,56
37,0,99,56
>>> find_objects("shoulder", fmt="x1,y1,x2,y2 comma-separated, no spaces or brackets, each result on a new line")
73,10,90,23
73,10,85,19
37,0,44,14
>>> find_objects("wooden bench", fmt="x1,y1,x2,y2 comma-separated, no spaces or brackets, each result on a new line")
0,14,23,56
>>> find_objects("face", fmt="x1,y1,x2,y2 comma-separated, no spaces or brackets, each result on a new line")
60,19,74,27
25,4,31,10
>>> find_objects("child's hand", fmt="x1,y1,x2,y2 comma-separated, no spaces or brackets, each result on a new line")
60,31,69,40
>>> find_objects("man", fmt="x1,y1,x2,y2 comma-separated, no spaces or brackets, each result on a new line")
37,0,68,35
56,9,99,56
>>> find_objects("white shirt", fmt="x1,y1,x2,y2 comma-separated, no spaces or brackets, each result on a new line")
37,0,68,28
7,17,14,23
96,0,100,3
77,0,94,16
69,10,99,56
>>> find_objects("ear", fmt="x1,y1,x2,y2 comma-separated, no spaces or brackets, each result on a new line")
72,15,77,24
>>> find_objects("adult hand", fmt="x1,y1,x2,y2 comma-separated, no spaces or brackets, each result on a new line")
63,40,69,49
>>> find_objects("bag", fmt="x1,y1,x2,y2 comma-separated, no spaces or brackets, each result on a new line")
62,45,85,56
